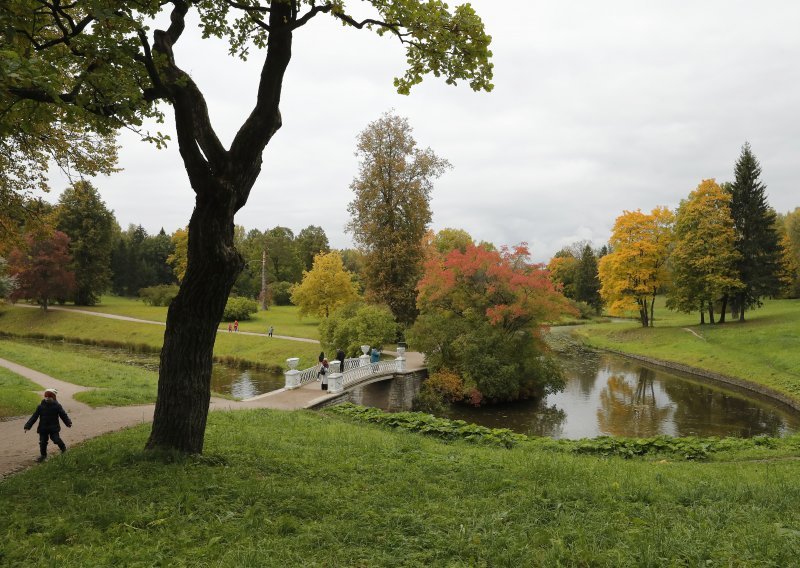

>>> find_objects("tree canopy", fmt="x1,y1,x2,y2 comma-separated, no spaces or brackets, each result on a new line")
599,207,674,327
290,251,359,318
410,243,571,404
346,111,451,326
8,231,76,310
666,179,742,323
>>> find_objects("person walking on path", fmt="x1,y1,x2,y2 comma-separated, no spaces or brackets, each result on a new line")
24,388,72,462
268,325,274,338
317,351,325,381
336,348,346,371
228,322,233,332
233,320,239,332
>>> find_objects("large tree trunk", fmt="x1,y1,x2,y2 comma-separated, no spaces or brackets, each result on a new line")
699,300,705,324
708,302,715,324
146,192,242,453
143,2,292,453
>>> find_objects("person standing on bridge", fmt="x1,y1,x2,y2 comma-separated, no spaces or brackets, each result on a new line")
319,358,329,390
24,388,72,462
370,347,380,372
336,348,346,371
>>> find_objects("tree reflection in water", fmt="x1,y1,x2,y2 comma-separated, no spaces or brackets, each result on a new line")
597,367,674,437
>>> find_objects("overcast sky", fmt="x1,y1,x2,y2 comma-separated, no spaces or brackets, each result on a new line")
47,1,800,262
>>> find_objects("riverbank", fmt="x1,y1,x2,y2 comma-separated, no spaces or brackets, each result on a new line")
570,298,800,407
0,302,322,372
2,409,800,566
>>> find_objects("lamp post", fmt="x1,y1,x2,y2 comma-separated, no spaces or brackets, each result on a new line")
244,247,269,311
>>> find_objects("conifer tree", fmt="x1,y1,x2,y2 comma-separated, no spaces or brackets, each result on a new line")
727,143,783,321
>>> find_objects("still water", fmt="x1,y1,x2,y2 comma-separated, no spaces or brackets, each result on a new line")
434,351,800,439
17,339,800,439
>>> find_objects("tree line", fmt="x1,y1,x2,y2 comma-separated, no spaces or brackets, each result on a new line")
593,143,798,327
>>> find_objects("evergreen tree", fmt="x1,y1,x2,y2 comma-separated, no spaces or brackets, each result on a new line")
574,244,603,314
55,181,116,305
727,143,783,321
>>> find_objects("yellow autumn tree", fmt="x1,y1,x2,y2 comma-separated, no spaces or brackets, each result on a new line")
290,251,360,318
599,207,674,327
167,228,189,284
666,179,743,324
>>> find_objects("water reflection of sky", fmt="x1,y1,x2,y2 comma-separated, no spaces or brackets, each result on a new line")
437,352,800,439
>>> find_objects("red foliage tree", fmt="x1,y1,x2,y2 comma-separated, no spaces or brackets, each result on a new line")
411,243,574,403
8,232,76,311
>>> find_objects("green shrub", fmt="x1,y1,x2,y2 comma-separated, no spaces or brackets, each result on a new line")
270,281,293,306
319,302,398,357
326,403,526,448
223,296,259,321
138,284,179,306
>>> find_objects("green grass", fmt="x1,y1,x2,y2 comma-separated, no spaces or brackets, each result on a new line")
0,340,160,407
48,296,322,339
0,303,322,372
574,297,800,402
2,410,800,566
0,366,43,418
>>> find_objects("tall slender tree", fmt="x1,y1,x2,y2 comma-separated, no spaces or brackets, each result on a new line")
2,1,492,453
727,143,783,321
346,112,451,326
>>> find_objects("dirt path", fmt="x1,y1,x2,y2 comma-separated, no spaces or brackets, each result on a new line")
0,349,426,479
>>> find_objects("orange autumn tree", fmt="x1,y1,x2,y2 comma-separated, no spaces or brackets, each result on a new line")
599,207,674,327
408,243,573,404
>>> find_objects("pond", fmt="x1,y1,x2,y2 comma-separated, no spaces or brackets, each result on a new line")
433,350,800,439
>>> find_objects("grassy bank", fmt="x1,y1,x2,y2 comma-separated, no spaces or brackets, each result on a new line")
0,340,161,407
0,366,42,418
2,410,800,566
38,296,322,339
573,298,800,403
0,304,321,372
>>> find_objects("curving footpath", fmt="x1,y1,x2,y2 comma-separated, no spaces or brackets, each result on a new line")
0,350,426,480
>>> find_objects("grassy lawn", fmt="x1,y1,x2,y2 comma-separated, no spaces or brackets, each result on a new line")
44,296,322,339
0,366,43,418
0,340,160,407
2,410,800,566
573,297,800,402
0,304,321,372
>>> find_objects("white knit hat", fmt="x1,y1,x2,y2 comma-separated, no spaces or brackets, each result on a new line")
44,388,58,397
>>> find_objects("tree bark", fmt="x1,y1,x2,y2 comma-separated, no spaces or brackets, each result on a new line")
699,300,705,324
718,294,727,324
708,302,715,324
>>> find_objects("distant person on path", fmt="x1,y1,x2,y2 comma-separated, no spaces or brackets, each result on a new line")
228,323,233,333
370,347,380,372
268,325,274,338
24,388,72,462
233,320,239,332
336,348,346,371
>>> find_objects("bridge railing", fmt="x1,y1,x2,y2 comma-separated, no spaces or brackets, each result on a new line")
290,358,362,388
284,350,407,391
340,359,398,390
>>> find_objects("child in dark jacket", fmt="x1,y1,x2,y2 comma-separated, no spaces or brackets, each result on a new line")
24,388,72,462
